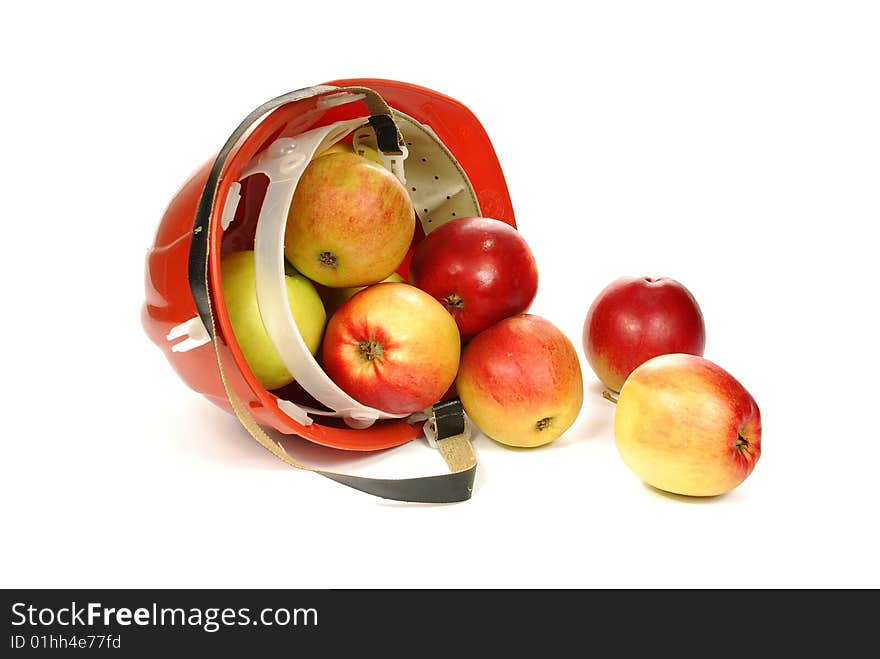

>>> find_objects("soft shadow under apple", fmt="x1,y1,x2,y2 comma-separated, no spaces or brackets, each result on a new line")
643,482,745,504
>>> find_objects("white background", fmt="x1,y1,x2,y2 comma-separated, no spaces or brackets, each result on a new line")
2,1,878,589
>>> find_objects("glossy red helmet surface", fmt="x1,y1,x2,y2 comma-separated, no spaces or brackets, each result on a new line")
142,79,515,451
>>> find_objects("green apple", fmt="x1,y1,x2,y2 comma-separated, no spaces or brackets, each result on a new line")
221,250,326,390
320,272,406,318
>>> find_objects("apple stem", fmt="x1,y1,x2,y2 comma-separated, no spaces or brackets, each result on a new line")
318,251,338,268
358,340,384,362
602,390,619,405
443,293,465,310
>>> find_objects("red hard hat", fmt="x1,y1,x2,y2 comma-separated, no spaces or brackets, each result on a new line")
142,79,515,499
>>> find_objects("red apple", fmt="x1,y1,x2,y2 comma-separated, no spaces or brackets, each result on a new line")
456,314,583,447
614,353,761,497
321,282,460,415
409,217,538,341
284,152,415,288
583,276,705,392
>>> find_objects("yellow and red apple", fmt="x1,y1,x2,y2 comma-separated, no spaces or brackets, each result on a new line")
321,282,460,415
614,353,762,496
318,139,383,165
284,152,415,288
456,314,584,447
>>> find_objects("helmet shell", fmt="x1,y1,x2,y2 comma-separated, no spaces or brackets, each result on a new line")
142,79,515,451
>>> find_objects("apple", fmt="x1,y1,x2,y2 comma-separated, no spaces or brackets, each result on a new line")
456,314,583,447
319,271,406,319
409,217,539,341
583,276,705,392
284,152,415,288
318,139,383,165
614,353,762,497
321,282,460,415
221,251,327,390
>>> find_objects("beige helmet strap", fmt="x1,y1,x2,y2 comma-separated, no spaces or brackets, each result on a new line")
187,85,477,503
336,85,406,155
208,310,476,503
